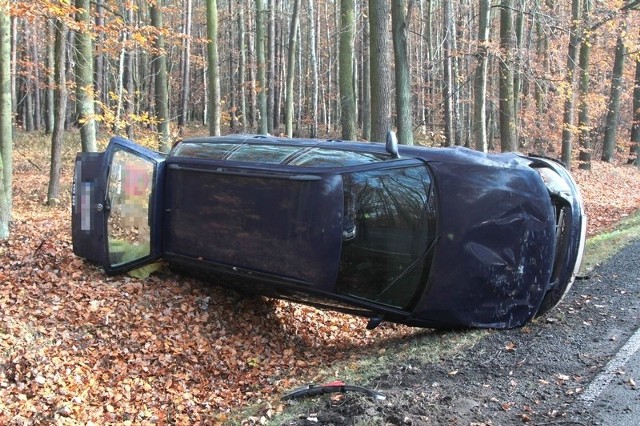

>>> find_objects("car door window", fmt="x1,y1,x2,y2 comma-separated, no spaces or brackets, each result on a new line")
107,149,154,267
337,165,434,309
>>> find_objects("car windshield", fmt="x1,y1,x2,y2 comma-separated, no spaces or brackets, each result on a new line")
337,164,436,309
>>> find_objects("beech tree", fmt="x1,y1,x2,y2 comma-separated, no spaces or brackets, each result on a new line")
602,33,626,162
47,17,66,205
368,0,392,142
150,0,170,151
205,0,220,136
391,0,413,145
74,0,96,152
339,0,356,140
0,0,11,239
499,0,516,152
255,0,268,135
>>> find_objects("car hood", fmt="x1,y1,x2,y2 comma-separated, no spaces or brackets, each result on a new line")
414,151,556,328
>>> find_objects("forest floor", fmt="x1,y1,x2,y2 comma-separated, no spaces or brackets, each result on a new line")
1,135,639,425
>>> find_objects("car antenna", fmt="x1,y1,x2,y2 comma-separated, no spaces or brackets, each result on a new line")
385,130,400,159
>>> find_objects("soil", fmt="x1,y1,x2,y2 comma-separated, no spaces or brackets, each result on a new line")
283,239,640,425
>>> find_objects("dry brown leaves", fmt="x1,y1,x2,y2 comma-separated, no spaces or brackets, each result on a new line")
1,147,638,425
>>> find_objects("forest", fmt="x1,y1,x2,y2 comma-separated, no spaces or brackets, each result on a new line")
1,1,640,423
0,0,639,227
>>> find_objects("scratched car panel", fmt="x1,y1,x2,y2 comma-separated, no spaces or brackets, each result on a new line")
72,134,586,329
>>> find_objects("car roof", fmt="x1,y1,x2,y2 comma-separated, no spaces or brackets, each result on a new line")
172,134,397,168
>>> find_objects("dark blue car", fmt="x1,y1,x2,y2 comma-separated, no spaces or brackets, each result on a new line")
72,133,586,329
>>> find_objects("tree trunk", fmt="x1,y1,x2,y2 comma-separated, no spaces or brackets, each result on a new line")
177,0,192,133
561,0,582,167
391,0,413,145
361,11,370,141
499,0,516,152
47,18,67,205
442,0,455,146
74,0,97,152
123,5,134,139
285,0,300,137
255,0,268,134
368,0,392,142
0,4,11,239
630,57,640,167
601,33,626,162
307,0,319,138
267,0,276,134
205,0,220,136
238,4,246,131
150,0,170,151
45,19,55,134
339,0,356,140
577,0,592,170
474,0,491,152
93,0,105,127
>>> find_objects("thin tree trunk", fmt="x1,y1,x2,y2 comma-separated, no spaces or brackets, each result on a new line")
45,20,55,134
577,0,592,170
75,0,97,152
177,0,192,133
561,0,582,167
629,56,640,167
474,0,491,152
47,18,67,205
0,4,12,238
602,32,626,162
339,0,356,140
255,0,268,134
391,0,413,145
499,0,516,152
238,3,246,131
285,0,300,137
123,10,134,140
442,0,455,146
307,0,319,138
205,0,220,136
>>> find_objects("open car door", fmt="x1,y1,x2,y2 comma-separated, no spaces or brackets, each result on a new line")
72,137,165,274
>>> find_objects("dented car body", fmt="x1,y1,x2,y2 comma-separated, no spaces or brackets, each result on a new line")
72,134,586,329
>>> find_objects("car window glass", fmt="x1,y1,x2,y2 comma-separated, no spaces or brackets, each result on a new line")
106,149,154,267
228,144,300,163
337,165,433,309
289,149,385,167
173,142,237,159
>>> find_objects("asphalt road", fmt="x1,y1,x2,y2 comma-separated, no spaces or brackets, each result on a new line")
573,238,640,425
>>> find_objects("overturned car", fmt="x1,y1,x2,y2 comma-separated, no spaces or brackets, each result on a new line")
72,133,586,329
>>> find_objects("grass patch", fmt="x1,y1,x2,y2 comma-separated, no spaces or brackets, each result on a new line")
581,210,640,274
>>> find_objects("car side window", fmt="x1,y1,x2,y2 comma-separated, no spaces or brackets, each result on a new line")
337,165,433,309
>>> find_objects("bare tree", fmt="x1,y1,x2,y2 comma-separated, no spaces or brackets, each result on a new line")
255,0,269,134
474,0,491,152
47,18,67,205
0,3,11,239
499,0,516,152
602,32,626,162
285,0,300,137
205,0,221,136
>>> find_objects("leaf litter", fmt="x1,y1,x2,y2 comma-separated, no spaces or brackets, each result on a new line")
1,143,639,424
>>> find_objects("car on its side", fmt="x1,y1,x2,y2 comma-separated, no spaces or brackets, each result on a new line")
72,133,586,329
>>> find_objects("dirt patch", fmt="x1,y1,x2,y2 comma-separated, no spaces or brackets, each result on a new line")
281,239,640,425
